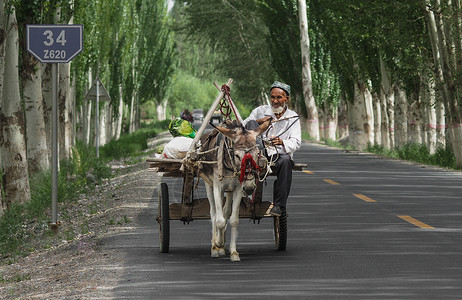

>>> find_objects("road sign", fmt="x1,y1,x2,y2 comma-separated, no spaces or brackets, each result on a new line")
26,24,83,63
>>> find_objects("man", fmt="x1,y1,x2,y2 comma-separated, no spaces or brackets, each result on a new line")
243,81,301,216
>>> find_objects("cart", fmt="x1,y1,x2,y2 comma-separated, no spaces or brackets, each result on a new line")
146,79,306,253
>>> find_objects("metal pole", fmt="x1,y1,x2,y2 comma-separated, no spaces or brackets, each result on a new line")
51,63,59,229
96,79,100,158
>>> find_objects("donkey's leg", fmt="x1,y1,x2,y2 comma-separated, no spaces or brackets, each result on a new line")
223,191,233,220
206,184,222,258
213,185,227,250
229,191,243,262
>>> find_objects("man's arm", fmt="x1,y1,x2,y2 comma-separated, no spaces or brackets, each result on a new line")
282,118,301,154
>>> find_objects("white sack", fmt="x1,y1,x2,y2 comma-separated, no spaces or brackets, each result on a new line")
162,136,193,159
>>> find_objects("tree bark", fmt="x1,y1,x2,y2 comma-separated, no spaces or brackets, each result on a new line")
298,0,319,141
373,94,381,145
41,63,52,162
394,84,408,148
408,95,423,144
424,0,462,166
115,85,124,140
350,81,373,150
337,96,349,140
23,57,49,174
0,0,5,215
0,5,30,208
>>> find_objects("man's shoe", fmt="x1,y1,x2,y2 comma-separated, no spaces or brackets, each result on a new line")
270,205,282,217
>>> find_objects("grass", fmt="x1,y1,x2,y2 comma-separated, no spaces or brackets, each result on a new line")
0,120,169,260
303,131,458,170
366,143,458,170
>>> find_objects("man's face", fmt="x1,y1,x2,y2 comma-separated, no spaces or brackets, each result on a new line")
270,88,289,110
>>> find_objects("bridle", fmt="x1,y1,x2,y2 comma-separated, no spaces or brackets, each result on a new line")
224,142,264,184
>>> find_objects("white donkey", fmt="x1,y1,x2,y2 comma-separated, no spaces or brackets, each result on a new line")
199,120,270,262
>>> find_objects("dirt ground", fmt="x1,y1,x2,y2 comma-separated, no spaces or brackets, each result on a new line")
0,147,162,299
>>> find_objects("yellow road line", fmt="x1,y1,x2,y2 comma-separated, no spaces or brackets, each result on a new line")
353,193,377,202
398,215,434,229
323,179,340,185
303,170,314,174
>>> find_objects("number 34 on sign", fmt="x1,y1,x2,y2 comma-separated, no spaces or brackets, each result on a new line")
26,24,83,64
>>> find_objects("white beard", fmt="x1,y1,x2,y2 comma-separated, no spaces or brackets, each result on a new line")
272,105,286,115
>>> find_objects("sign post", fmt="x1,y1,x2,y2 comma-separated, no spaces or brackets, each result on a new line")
27,24,83,230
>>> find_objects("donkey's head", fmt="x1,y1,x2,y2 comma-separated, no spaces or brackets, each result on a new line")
216,120,271,195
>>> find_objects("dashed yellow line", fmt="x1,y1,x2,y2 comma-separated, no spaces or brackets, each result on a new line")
323,179,340,185
398,215,434,229
303,170,314,174
353,193,376,202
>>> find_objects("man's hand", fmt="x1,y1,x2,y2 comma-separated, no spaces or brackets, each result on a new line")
270,136,284,146
257,116,272,125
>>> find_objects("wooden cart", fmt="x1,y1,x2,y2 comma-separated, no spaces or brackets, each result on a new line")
146,79,306,253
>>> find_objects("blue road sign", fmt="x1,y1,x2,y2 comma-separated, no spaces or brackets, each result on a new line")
26,25,83,63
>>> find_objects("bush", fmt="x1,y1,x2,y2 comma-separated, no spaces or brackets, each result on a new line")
367,142,457,170
0,122,167,259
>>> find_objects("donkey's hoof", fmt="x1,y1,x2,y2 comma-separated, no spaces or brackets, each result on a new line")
218,247,226,256
211,249,220,258
230,251,240,262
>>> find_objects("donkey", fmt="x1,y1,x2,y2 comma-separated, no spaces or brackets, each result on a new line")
199,120,270,262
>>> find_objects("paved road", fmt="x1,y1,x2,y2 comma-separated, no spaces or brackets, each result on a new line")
106,142,462,299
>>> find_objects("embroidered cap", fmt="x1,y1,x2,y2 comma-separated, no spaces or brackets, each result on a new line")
270,81,291,96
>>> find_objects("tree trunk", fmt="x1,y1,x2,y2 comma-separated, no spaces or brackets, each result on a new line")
408,95,423,144
71,71,77,146
129,91,135,133
156,99,168,121
59,61,71,160
0,0,5,215
99,102,108,146
349,81,373,150
373,94,381,145
41,63,52,161
84,101,92,145
298,0,319,141
425,80,437,154
337,95,349,140
394,84,408,148
115,85,124,140
324,106,337,141
0,5,30,208
318,108,325,140
436,100,445,149
23,57,49,174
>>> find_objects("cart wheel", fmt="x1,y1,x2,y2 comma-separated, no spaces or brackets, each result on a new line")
158,183,170,253
273,208,287,251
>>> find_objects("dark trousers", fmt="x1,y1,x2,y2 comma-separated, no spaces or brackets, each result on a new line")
271,154,294,208
245,120,294,208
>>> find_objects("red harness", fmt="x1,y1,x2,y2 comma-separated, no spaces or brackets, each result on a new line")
239,153,261,183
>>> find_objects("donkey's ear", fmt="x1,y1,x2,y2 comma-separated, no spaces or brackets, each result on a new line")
216,126,236,139
253,118,271,136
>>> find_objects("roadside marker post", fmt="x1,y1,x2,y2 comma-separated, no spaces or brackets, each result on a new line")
26,24,84,230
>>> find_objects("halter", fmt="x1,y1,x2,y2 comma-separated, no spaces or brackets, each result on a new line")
236,145,262,184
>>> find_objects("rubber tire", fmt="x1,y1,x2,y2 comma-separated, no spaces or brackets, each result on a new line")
159,183,170,253
273,208,287,251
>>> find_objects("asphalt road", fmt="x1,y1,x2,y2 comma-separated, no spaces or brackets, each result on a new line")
107,142,462,299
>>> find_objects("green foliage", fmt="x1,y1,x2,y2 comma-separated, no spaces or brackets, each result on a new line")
167,71,221,117
366,143,458,170
181,0,276,106
0,124,167,259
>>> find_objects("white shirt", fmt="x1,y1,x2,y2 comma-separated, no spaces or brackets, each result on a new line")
243,105,301,158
